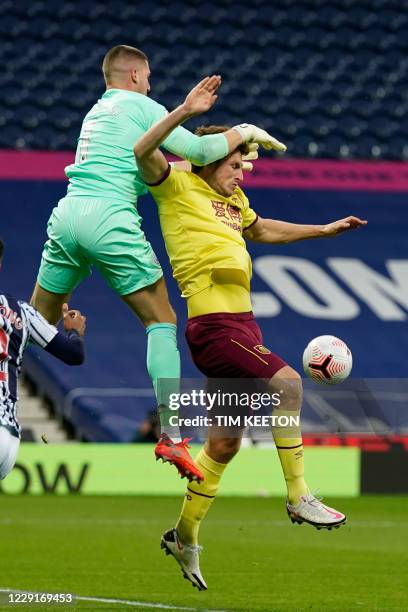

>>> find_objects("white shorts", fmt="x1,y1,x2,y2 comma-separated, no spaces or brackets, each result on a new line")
0,427,20,479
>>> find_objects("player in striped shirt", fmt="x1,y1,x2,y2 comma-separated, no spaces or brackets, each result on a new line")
0,239,86,480
30,45,284,481
134,78,367,590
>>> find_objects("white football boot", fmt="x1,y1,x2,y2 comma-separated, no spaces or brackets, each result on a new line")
161,528,207,591
287,492,346,530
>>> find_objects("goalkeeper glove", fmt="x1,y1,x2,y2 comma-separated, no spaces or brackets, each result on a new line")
242,142,259,172
233,124,287,151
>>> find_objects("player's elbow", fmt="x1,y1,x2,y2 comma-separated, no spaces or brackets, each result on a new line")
72,352,85,366
260,230,291,244
133,144,143,160
246,229,267,243
134,139,152,161
62,351,85,366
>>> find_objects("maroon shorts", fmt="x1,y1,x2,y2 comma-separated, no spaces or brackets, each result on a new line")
185,312,287,379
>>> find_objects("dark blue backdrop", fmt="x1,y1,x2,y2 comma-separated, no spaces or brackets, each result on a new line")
1,179,407,439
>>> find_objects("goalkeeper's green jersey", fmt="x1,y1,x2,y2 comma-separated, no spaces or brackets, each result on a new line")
65,89,228,205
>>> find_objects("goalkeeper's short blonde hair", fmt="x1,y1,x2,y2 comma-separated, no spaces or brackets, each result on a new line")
102,45,148,86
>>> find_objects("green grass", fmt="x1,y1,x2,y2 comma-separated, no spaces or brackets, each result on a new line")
0,495,407,611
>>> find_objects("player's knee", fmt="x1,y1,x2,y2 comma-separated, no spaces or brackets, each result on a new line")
269,368,303,412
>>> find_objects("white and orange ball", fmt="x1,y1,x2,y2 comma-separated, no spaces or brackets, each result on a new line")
302,335,352,385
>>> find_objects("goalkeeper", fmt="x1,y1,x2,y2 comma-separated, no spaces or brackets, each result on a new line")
30,45,279,482
134,77,367,590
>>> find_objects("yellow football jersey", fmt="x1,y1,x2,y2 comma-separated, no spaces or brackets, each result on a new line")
148,166,258,316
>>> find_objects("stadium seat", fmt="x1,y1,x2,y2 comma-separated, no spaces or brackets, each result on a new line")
2,1,408,447
0,0,406,159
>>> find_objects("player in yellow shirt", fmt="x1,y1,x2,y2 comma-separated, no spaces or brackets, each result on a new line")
134,78,367,590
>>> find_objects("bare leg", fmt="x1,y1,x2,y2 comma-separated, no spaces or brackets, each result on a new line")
268,364,303,410
121,276,176,327
30,282,71,325
31,276,175,327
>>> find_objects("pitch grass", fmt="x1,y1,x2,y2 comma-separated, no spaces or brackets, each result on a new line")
0,495,407,612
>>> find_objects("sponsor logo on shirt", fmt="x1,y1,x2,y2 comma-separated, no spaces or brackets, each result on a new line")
0,305,23,329
211,201,243,233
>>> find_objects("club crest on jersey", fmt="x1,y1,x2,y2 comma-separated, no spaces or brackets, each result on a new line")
254,344,271,355
230,194,242,207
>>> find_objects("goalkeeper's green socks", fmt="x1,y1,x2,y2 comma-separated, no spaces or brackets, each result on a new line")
146,323,180,440
176,448,228,545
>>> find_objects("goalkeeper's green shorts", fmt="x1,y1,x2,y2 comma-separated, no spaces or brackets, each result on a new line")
37,197,163,296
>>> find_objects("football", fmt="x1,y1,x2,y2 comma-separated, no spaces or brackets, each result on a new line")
302,335,352,385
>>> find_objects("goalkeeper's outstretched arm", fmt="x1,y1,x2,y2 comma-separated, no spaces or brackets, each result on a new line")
134,75,240,183
134,75,287,184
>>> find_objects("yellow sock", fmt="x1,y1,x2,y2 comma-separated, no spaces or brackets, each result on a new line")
176,448,227,545
273,436,308,505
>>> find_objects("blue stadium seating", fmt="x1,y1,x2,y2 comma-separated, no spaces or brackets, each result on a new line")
0,0,407,159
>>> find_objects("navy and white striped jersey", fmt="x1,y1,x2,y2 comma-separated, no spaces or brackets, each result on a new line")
0,293,57,438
